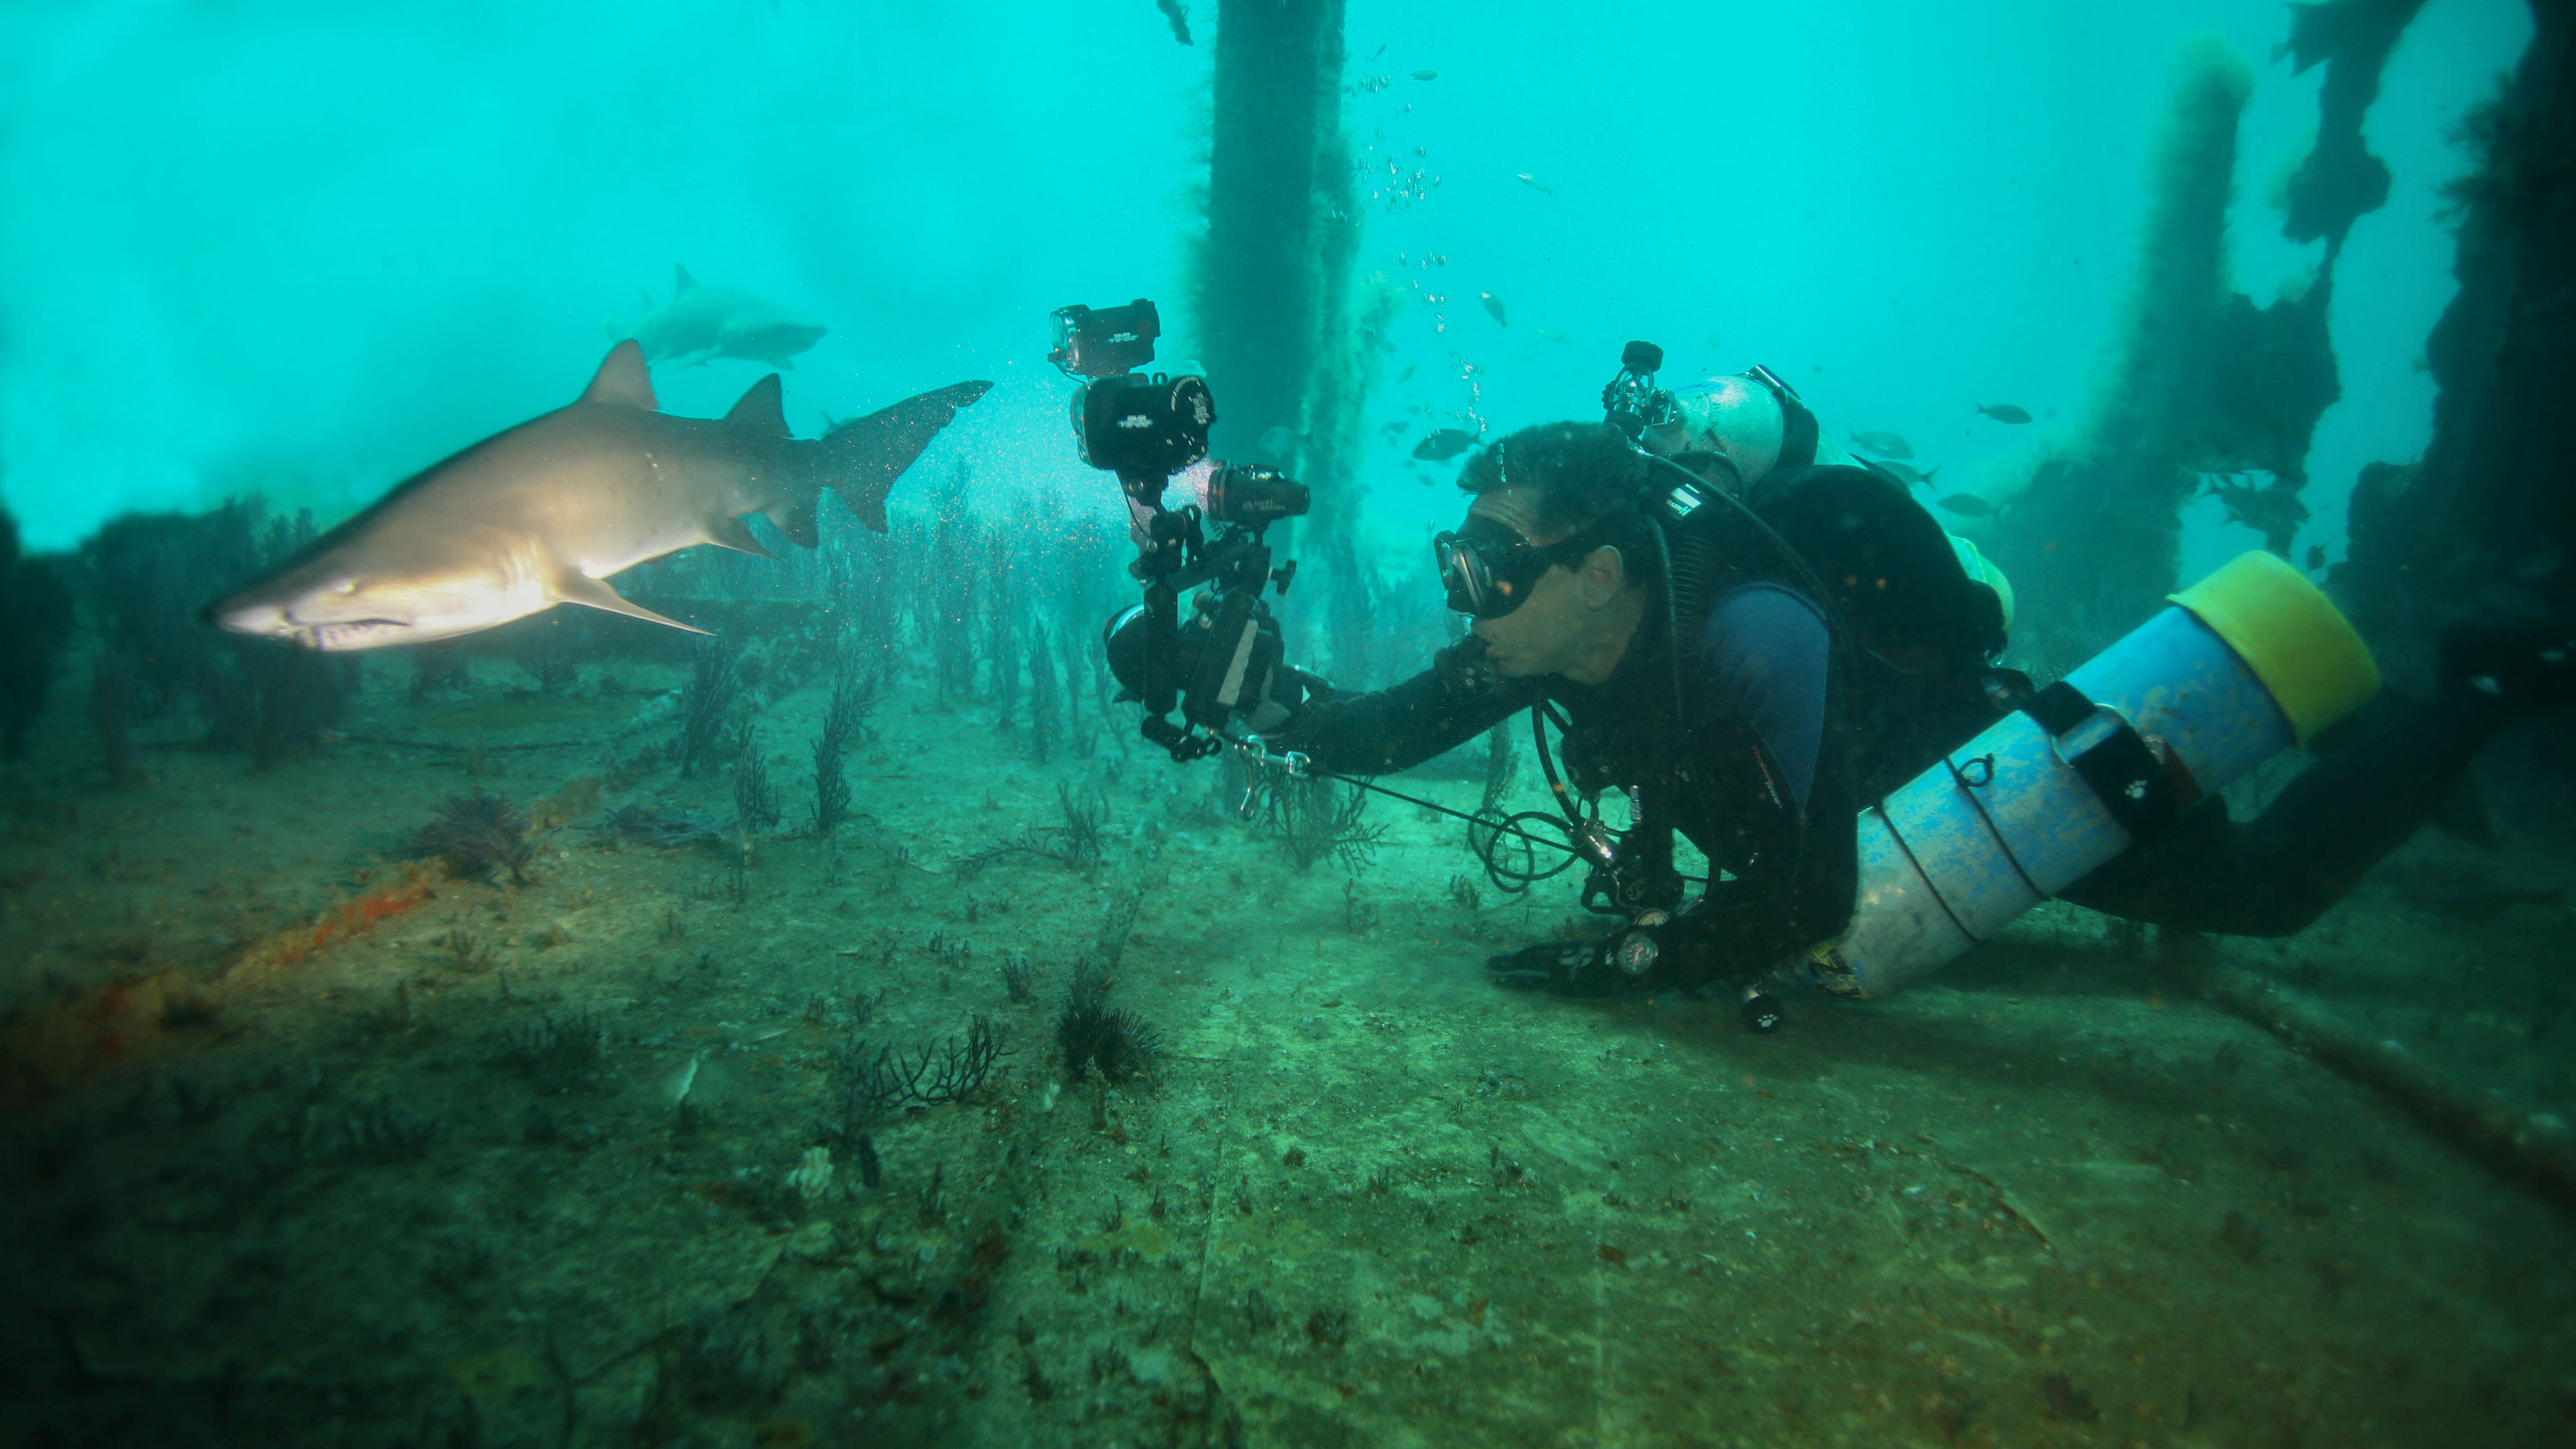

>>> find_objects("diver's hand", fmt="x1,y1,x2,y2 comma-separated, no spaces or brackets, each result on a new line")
1433,632,1504,695
1485,939,1622,997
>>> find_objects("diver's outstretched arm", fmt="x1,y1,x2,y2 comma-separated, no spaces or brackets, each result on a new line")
1272,635,1544,777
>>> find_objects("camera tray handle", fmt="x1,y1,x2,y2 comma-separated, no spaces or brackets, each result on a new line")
1136,575,1190,754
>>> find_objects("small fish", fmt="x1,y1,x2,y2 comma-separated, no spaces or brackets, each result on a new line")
1974,403,2032,424
665,1054,702,1107
1533,325,1571,346
1515,173,1553,195
1874,460,1941,488
1480,292,1508,326
2205,479,2310,539
1935,494,1995,518
1849,428,1914,459
1256,425,1298,457
1411,69,1438,82
1413,427,1479,461
1155,0,1192,45
2304,543,2328,570
1396,363,1418,383
1378,418,1412,437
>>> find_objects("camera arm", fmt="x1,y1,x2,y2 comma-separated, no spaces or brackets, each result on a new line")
1128,501,1294,761
1122,477,1213,760
1052,295,1309,761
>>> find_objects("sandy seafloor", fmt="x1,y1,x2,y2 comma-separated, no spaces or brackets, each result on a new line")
2,634,2572,1449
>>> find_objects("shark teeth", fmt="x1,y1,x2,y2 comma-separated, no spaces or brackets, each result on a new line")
304,620,408,652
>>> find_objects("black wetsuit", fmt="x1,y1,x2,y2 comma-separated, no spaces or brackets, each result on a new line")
1281,573,1868,977
1280,536,2527,989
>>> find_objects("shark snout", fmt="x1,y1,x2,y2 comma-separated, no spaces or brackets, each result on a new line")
204,592,291,638
204,594,410,651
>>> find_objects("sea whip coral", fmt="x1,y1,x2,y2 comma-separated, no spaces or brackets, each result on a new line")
405,791,534,883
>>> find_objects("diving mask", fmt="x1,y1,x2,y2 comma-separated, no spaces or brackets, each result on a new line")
1432,518,1602,620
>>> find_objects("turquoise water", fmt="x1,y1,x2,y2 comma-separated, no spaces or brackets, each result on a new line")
0,2,2527,561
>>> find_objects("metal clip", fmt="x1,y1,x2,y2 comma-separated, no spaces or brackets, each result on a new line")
1573,819,1620,868
1226,738,1313,820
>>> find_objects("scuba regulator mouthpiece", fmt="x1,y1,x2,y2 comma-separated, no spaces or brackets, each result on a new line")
1602,340,1678,441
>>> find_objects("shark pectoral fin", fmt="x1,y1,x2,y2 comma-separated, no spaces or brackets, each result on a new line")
725,373,790,446
552,572,709,635
582,340,659,410
705,514,776,558
766,494,820,549
675,264,696,294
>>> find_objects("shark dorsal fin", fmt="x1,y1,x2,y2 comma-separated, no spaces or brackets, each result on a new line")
582,341,658,411
674,264,696,294
726,373,789,444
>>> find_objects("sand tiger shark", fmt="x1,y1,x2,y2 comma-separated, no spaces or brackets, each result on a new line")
206,341,990,650
633,265,827,369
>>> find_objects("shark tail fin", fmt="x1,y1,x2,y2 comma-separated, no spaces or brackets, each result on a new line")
805,379,993,533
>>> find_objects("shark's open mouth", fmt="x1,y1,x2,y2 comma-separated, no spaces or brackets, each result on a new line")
298,620,410,652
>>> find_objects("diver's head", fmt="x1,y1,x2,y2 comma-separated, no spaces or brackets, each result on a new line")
1637,374,1783,486
1437,422,1658,683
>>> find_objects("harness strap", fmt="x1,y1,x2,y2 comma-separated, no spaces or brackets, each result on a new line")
1869,801,1980,945
1941,753,2047,899
2020,680,2184,841
1744,364,1820,471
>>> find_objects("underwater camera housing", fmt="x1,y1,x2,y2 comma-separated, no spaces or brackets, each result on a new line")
1053,300,1216,495
1049,299,1162,379
1052,297,1310,761
1601,340,1679,441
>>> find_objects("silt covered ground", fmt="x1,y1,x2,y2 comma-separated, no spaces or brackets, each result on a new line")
2,638,2571,1448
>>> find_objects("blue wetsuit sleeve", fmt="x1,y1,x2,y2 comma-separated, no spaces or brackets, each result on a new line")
1697,584,1831,812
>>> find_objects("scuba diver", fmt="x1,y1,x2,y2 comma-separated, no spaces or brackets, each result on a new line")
1224,363,2574,1003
